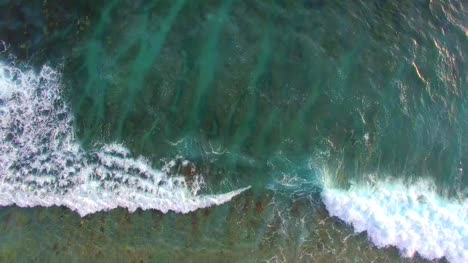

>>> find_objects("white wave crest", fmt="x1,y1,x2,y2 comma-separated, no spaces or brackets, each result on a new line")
322,179,467,263
0,62,249,217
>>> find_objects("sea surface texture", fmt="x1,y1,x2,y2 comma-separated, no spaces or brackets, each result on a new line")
0,0,466,262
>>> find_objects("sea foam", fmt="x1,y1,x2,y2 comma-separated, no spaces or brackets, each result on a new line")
0,62,249,217
322,178,467,263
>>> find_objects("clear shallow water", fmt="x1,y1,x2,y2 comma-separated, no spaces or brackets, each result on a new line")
0,0,467,262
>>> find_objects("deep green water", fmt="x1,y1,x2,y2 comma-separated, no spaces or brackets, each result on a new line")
0,0,466,262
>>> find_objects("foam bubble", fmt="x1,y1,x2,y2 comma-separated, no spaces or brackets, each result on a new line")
0,62,249,217
322,179,467,263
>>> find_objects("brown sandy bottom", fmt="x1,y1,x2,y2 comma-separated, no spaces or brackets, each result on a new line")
0,191,445,263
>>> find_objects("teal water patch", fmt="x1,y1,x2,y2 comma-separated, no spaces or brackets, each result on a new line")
0,0,467,262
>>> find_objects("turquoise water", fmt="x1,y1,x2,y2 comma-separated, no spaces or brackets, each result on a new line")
0,0,466,262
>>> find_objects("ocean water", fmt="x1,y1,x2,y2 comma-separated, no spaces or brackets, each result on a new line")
0,0,466,262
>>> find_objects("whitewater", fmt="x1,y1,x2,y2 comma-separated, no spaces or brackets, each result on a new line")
0,61,466,263
322,177,467,263
0,62,249,217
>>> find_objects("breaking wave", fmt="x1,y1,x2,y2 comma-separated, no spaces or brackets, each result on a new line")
322,178,467,263
0,62,249,217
